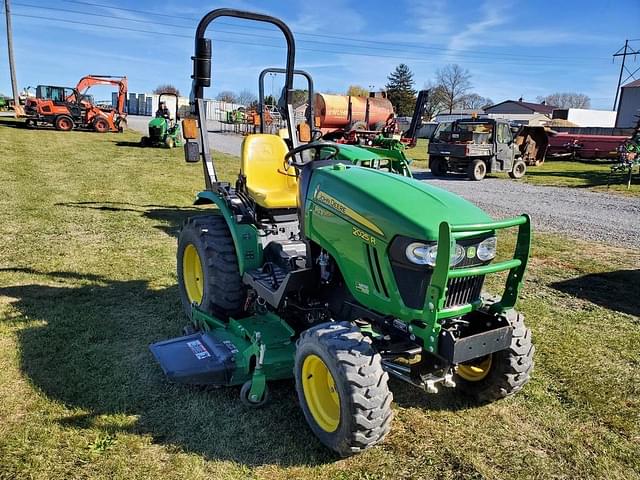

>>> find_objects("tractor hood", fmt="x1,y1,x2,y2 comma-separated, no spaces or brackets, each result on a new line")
307,164,492,241
149,117,166,127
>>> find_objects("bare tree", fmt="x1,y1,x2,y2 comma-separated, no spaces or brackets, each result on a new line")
436,64,472,114
422,81,447,120
346,85,369,97
460,93,493,110
237,89,257,106
216,90,237,103
153,84,180,96
536,92,591,109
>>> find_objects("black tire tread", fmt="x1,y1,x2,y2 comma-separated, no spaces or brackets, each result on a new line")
295,322,393,457
177,215,245,319
456,310,534,402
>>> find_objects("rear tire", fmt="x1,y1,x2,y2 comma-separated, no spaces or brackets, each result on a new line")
165,136,175,148
94,117,109,133
177,215,246,320
509,159,527,179
429,156,448,177
467,159,487,181
54,115,74,131
455,310,534,402
294,322,393,457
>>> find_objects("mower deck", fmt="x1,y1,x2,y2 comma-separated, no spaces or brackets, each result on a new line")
150,308,295,388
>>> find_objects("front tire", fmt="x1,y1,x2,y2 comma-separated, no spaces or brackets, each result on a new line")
177,215,246,320
509,159,527,179
455,310,534,402
94,117,109,133
294,322,393,457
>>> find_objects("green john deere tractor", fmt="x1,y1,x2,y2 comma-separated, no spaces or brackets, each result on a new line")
140,92,183,148
150,8,535,457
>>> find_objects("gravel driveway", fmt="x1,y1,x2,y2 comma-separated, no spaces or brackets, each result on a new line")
415,172,640,247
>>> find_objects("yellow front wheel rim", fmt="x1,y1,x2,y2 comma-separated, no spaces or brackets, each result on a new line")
457,355,493,382
182,244,204,304
302,354,340,432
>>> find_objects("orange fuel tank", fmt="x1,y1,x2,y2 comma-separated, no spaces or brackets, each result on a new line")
314,93,393,129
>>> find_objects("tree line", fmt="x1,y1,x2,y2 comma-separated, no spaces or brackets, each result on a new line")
372,63,590,119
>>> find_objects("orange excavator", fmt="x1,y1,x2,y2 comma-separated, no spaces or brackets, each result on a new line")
24,75,127,132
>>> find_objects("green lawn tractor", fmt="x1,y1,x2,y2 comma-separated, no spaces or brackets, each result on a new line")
150,8,535,457
140,92,183,148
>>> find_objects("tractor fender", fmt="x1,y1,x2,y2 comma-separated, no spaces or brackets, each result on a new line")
193,191,263,274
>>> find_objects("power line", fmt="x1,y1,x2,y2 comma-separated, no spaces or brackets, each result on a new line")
6,12,598,68
12,1,601,64
10,2,608,65
54,0,605,62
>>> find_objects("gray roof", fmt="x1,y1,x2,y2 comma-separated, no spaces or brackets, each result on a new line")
485,100,555,114
622,79,640,88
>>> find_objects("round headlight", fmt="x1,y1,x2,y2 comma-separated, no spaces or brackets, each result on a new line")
406,242,466,266
477,236,497,261
405,242,437,266
451,243,466,266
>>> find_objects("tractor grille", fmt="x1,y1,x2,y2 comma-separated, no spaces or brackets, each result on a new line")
389,234,492,311
445,275,485,309
149,126,163,137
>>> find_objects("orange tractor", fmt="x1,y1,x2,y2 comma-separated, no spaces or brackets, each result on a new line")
24,75,127,133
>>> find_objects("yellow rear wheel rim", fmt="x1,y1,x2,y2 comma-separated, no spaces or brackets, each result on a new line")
183,244,204,304
457,355,493,382
302,354,340,432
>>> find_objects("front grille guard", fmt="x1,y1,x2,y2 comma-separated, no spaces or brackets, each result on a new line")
412,215,531,353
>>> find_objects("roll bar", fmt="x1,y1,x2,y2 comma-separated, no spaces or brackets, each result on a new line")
189,8,297,189
258,67,314,134
158,92,180,120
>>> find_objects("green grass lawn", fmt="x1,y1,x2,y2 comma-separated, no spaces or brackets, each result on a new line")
518,160,640,195
406,139,640,196
1,118,639,479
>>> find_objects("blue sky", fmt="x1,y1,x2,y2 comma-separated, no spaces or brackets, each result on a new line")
1,0,638,109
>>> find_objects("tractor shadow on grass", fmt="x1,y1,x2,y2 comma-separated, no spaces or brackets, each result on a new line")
114,140,146,148
1,266,487,465
0,267,337,466
550,269,640,318
56,201,202,238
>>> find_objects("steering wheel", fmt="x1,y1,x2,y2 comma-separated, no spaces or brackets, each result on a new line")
284,141,341,168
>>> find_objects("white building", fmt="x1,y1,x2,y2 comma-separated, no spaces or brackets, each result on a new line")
552,108,616,127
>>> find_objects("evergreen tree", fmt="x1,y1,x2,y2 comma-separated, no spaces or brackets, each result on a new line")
385,64,417,116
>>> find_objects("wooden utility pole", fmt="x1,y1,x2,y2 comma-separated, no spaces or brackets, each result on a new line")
4,0,22,116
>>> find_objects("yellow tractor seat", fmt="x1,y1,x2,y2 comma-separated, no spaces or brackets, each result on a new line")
241,134,298,209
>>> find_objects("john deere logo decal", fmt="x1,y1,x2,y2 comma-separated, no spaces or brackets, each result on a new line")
466,246,477,259
315,190,384,237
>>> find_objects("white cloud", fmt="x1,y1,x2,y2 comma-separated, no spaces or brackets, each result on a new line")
288,0,366,34
447,0,511,52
